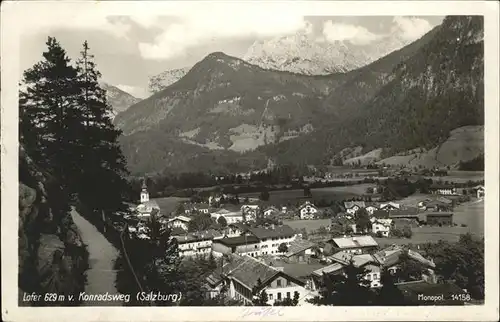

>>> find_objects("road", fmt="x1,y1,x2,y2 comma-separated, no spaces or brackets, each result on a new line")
71,207,124,306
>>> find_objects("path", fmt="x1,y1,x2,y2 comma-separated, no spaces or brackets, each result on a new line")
71,207,124,306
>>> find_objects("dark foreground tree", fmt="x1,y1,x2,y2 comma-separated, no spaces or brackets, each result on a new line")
75,40,130,215
252,279,270,306
309,262,374,305
375,267,406,305
422,233,484,299
19,37,81,191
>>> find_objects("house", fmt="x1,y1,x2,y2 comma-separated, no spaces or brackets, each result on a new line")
324,235,378,255
425,213,453,226
193,203,210,214
379,202,400,211
212,235,261,257
263,206,280,217
171,226,187,236
284,239,317,263
167,215,192,231
298,201,318,219
244,225,297,256
473,185,485,199
173,229,222,257
344,201,366,215
365,204,379,215
312,246,435,289
204,254,313,305
241,204,260,222
224,222,248,238
371,218,393,237
134,180,161,218
429,184,458,196
424,199,452,212
210,206,244,224
388,208,423,228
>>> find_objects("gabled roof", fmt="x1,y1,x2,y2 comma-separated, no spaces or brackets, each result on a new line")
211,254,304,292
380,202,400,209
329,251,376,267
330,235,378,249
169,215,192,222
388,208,419,218
344,201,366,209
246,225,295,240
299,201,317,210
213,235,260,246
312,262,344,277
263,206,280,212
170,227,187,236
285,239,317,257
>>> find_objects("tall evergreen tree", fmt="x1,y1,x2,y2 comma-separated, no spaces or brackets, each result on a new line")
19,37,82,190
74,41,130,214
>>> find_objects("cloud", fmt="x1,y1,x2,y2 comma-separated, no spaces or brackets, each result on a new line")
391,16,433,41
20,9,131,39
115,84,149,99
137,11,310,60
322,21,382,46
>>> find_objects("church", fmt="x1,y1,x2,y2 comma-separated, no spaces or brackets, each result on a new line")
135,180,161,218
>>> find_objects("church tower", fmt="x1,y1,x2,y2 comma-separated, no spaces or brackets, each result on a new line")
140,179,149,203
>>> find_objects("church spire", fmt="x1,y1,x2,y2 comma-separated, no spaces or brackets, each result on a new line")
140,178,149,203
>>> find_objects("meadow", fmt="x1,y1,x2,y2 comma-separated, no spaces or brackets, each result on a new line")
283,219,331,233
239,183,376,205
153,196,189,216
424,170,484,183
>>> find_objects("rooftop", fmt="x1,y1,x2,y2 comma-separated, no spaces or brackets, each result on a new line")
285,239,317,257
344,201,366,209
173,229,222,244
312,262,344,277
169,215,192,222
330,235,378,249
329,251,376,267
246,225,295,240
213,235,260,247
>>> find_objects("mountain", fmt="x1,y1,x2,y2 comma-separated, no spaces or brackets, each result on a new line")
101,83,141,116
261,16,484,166
243,29,413,75
117,16,483,175
148,67,191,94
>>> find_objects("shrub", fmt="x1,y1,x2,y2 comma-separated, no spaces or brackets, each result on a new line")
461,223,468,227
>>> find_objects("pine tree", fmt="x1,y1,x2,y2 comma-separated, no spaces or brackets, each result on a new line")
376,267,406,305
310,262,374,305
74,41,130,214
19,37,82,190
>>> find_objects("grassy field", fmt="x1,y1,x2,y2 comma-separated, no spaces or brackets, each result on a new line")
283,219,331,232
153,196,189,216
424,171,484,183
377,199,484,247
240,183,376,205
452,199,484,236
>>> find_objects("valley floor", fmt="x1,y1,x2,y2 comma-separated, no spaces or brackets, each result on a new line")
71,207,123,306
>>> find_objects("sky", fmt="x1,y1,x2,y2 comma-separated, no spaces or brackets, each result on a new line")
19,12,444,98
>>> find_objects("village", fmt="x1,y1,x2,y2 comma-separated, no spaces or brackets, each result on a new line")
115,169,485,306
